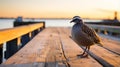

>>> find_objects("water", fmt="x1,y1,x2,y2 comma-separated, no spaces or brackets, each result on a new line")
0,19,102,30
0,19,14,29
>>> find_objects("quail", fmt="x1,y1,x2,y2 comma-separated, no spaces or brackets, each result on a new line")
70,16,103,57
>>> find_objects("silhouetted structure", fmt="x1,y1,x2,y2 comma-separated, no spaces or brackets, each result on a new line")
103,11,119,23
14,16,23,22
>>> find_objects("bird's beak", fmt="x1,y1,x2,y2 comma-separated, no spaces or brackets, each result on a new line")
70,20,74,23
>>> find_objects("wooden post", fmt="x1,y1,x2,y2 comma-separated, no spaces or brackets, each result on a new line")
104,30,108,35
21,33,30,48
31,31,35,38
29,32,32,39
30,32,35,39
34,29,39,36
38,28,40,32
17,37,22,49
0,44,3,63
31,29,39,38
96,29,101,33
43,22,45,28
5,38,18,59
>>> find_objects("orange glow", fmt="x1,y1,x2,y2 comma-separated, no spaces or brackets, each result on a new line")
0,0,120,19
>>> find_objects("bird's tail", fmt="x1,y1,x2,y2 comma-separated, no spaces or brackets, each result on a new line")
97,42,103,47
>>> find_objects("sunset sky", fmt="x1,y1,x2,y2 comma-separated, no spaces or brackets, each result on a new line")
0,0,120,19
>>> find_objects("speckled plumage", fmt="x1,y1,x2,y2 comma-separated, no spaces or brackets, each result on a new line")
71,16,102,57
72,23,101,46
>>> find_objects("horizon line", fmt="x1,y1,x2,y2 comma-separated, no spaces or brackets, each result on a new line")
0,17,118,20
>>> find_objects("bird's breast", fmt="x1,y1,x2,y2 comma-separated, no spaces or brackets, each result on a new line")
71,24,82,41
71,24,94,46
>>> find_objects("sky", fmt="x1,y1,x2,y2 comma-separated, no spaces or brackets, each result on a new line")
0,0,120,19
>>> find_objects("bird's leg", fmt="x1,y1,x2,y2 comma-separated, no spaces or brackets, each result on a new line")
69,36,72,38
82,46,87,55
77,46,90,58
87,46,90,52
77,46,87,57
82,46,90,57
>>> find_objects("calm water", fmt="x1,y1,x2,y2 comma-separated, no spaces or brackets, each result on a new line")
0,19,102,30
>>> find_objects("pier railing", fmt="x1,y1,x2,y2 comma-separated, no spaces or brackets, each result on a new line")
0,22,45,63
86,22,120,26
87,24,120,36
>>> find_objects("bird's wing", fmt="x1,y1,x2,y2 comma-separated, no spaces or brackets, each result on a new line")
81,24,101,43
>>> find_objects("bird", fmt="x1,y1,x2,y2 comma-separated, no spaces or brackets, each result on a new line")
70,16,103,58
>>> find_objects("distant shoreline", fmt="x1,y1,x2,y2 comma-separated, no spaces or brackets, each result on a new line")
0,17,119,21
0,17,71,20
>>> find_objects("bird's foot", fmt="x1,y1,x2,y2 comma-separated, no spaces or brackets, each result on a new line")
77,54,83,57
69,36,72,38
77,54,88,58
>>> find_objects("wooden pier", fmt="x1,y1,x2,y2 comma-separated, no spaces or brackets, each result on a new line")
0,22,45,62
1,27,120,67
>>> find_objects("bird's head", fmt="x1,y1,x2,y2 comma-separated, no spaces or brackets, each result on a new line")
70,16,84,24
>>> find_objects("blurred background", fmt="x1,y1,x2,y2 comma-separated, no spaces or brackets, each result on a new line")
0,0,120,65
0,0,120,29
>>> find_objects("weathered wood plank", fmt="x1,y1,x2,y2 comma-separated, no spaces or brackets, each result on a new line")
101,37,120,55
3,28,51,64
0,63,45,67
57,28,102,67
90,45,120,67
3,27,66,67
60,27,120,67
2,27,120,67
44,28,65,67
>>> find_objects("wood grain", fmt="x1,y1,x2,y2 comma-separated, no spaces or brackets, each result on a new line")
2,27,120,67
